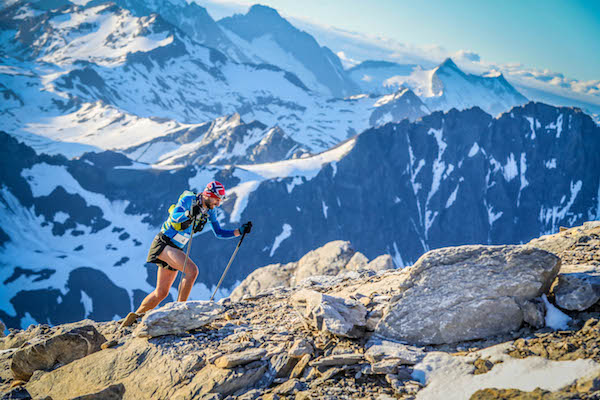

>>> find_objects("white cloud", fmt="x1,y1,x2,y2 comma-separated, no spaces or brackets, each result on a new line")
453,50,481,62
336,51,360,69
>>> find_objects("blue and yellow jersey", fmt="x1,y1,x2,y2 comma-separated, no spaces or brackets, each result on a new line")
160,190,236,248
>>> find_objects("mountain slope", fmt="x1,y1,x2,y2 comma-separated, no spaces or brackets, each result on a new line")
0,1,431,164
349,58,529,116
97,0,252,63
218,4,359,98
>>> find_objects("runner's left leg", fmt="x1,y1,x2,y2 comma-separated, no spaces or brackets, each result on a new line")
135,264,178,314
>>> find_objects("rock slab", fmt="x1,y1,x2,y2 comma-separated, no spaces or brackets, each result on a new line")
11,325,105,381
290,289,367,338
373,245,560,344
134,301,224,338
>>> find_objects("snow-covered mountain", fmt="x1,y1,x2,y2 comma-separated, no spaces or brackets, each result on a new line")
348,58,529,116
122,113,310,166
0,1,431,165
100,0,251,63
217,5,359,98
1,102,598,330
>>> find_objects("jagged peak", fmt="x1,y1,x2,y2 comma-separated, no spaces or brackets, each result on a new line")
437,57,461,73
247,4,282,19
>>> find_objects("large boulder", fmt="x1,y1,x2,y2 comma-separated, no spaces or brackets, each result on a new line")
134,301,224,338
11,325,106,381
292,241,357,285
290,289,367,338
230,241,394,301
25,333,205,400
528,221,600,260
550,264,600,311
528,222,600,312
332,245,561,344
229,262,296,301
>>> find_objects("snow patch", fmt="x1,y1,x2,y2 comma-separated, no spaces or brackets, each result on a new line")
188,166,220,193
445,185,459,208
53,211,69,224
424,128,446,236
20,312,38,330
517,152,529,206
392,242,405,268
228,180,261,223
237,139,355,181
545,159,557,169
467,142,479,157
322,201,328,219
542,294,571,330
487,204,503,226
539,180,582,231
545,114,564,138
525,117,536,140
412,342,600,400
502,153,518,181
81,290,93,318
270,224,292,257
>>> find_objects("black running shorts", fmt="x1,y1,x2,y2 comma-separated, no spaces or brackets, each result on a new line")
146,233,179,272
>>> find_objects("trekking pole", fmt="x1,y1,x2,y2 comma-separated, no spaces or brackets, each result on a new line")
210,231,247,301
177,213,197,301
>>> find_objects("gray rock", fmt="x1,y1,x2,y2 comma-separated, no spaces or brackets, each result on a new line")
310,353,365,367
550,264,600,311
272,378,305,395
345,252,369,270
364,337,424,365
214,348,267,368
133,301,224,338
371,358,402,374
289,354,311,379
292,241,357,285
519,298,546,328
366,255,395,271
11,325,106,381
229,262,296,301
290,289,367,338
288,338,314,358
359,245,560,344
0,320,5,338
230,241,394,301
270,352,297,378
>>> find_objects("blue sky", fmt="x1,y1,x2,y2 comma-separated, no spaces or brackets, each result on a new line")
203,0,599,83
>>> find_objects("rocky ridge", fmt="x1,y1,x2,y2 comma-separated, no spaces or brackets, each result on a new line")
1,222,600,400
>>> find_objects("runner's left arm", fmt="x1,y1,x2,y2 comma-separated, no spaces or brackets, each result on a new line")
207,210,236,239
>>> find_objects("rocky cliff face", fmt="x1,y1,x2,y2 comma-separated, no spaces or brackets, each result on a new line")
1,223,600,399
